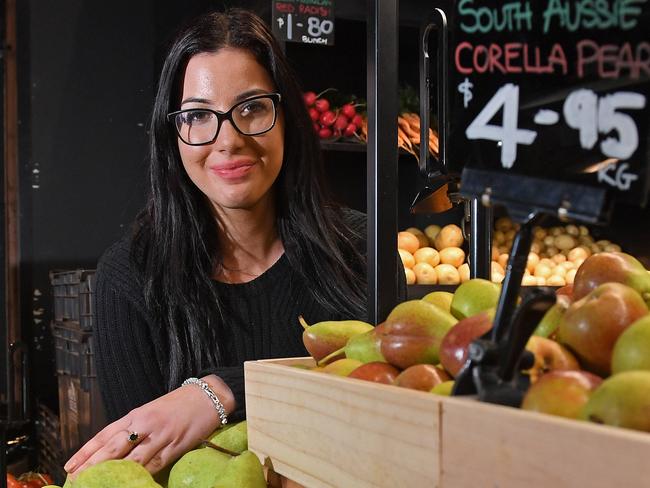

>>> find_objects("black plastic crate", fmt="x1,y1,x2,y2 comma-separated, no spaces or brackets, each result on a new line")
50,269,96,329
34,402,67,484
52,322,94,379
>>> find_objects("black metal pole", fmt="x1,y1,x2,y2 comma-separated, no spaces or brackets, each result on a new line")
469,197,492,279
367,0,399,324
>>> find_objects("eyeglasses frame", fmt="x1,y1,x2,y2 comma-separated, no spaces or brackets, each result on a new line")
167,92,282,146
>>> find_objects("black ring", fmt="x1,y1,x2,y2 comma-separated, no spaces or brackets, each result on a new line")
127,431,139,443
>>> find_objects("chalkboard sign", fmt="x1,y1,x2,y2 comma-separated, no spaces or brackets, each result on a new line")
443,0,650,206
272,0,335,46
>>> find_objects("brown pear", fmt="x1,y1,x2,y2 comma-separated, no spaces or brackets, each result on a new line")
573,252,650,306
393,364,450,391
380,300,457,369
299,316,373,362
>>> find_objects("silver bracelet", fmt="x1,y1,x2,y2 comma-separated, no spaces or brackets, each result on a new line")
182,377,228,425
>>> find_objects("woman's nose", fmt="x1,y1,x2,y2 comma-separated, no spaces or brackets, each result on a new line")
213,118,245,151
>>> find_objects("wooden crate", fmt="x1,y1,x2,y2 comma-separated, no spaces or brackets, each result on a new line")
439,395,650,488
245,357,441,488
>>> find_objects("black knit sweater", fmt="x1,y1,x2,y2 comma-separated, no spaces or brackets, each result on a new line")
94,209,404,423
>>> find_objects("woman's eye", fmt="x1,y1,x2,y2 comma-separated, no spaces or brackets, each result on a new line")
239,101,266,117
184,111,212,125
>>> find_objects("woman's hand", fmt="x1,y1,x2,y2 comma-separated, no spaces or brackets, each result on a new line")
64,375,235,476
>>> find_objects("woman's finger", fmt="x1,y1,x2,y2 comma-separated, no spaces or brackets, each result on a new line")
72,429,148,476
123,433,167,472
64,418,130,473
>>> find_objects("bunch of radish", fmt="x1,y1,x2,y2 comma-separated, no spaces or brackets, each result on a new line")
303,90,364,140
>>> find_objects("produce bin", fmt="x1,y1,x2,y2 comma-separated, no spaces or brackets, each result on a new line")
49,269,96,330
245,357,441,488
245,358,650,488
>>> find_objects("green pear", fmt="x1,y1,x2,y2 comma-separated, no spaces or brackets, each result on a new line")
168,448,230,488
381,300,457,369
450,279,501,320
611,314,650,374
299,316,373,362
421,291,454,313
317,323,387,366
573,251,650,306
73,459,162,488
212,451,266,488
321,358,363,376
532,303,565,338
580,370,650,432
207,421,248,454
430,380,454,396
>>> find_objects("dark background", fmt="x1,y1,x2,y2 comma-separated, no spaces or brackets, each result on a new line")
7,0,650,421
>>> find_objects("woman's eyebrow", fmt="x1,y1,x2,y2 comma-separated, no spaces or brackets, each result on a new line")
234,88,272,101
180,96,212,106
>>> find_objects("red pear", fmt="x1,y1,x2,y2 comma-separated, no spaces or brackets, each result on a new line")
557,282,648,376
521,370,602,419
380,300,457,369
439,310,493,378
348,362,401,384
573,252,650,306
393,364,451,391
524,336,580,383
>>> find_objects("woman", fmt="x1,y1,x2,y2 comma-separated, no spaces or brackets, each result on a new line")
65,9,401,476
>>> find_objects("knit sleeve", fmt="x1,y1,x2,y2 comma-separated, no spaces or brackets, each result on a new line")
197,366,246,423
94,244,167,422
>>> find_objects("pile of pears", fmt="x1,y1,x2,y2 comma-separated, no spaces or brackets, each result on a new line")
299,277,502,394
49,421,267,488
300,251,650,434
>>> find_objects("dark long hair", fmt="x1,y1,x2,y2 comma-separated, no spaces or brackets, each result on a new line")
134,9,367,389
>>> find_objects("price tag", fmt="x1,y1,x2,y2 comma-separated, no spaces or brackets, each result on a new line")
447,0,650,206
272,0,335,46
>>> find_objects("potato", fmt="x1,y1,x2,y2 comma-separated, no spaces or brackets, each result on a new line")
536,276,547,286
424,224,442,246
568,247,589,262
530,242,542,255
534,263,553,279
545,246,560,257
604,243,622,252
398,231,420,254
565,224,579,237
522,275,538,286
491,261,505,277
543,235,555,248
526,252,540,273
413,262,438,285
414,247,440,267
579,225,590,236
439,247,466,268
434,224,464,250
491,272,505,284
539,258,555,268
547,275,567,286
566,268,577,285
498,253,509,269
458,263,470,283
551,265,567,278
551,253,567,264
554,234,576,251
435,264,460,285
491,246,500,261
533,227,547,240
560,261,576,271
494,230,506,245
398,248,415,269
404,267,416,285
406,227,429,249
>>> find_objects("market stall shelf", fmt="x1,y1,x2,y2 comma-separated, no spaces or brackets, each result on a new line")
245,358,441,488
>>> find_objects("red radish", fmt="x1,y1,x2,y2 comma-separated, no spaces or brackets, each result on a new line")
341,104,356,119
303,91,317,106
313,122,320,133
318,127,333,139
314,98,330,113
319,110,336,127
352,114,363,127
344,123,358,138
308,108,320,122
333,114,349,131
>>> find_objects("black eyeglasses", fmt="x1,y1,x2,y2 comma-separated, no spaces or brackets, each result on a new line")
167,93,282,146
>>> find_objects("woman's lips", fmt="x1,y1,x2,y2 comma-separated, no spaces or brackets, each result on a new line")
209,161,256,180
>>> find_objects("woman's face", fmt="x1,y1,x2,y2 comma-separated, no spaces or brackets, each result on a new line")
176,48,284,213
